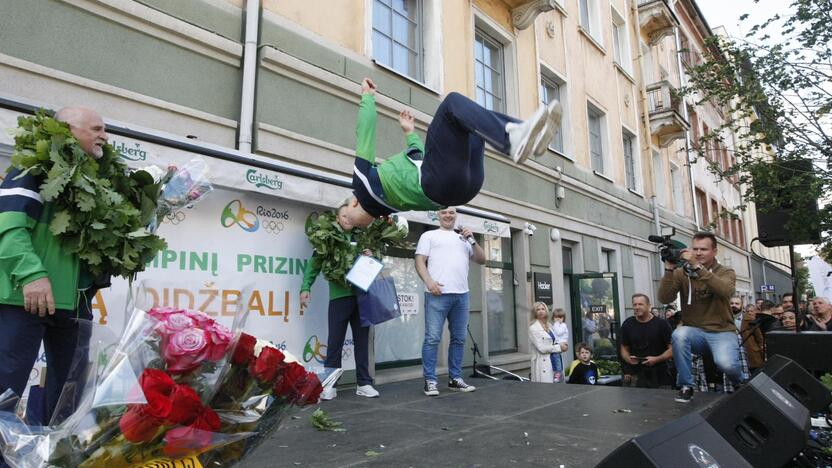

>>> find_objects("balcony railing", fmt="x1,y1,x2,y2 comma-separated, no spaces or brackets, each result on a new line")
646,81,690,146
637,0,678,45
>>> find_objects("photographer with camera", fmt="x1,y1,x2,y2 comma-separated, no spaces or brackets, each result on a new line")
656,231,742,403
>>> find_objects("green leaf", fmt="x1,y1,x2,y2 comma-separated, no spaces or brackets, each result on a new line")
126,228,150,238
39,171,70,201
75,192,96,212
49,211,72,235
310,408,346,432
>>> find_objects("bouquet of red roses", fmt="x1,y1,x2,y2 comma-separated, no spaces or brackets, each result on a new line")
0,306,324,468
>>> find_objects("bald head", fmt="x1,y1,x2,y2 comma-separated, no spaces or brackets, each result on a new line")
55,106,108,159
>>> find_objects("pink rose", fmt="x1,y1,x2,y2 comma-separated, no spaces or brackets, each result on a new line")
184,309,215,328
164,329,210,374
162,312,196,334
149,306,184,321
203,322,233,361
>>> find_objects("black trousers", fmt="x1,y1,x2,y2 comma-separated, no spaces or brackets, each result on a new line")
0,295,94,432
325,296,372,386
421,92,519,206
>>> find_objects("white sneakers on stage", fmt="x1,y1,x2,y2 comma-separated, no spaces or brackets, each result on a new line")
355,384,380,398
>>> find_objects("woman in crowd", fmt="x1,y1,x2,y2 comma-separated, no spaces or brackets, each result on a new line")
781,309,797,331
528,302,567,383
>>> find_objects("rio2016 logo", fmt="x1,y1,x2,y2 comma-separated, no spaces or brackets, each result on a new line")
221,200,287,234
303,335,327,364
221,200,259,232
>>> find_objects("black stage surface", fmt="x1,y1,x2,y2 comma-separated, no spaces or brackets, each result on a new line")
244,378,722,467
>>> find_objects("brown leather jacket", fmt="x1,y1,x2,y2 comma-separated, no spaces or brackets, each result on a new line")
740,315,765,369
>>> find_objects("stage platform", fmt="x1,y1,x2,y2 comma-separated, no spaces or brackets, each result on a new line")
244,377,722,467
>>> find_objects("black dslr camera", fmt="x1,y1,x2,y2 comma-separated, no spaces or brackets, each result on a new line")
648,227,698,277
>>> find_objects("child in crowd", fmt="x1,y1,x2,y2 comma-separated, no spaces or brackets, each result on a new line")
550,308,569,383
567,343,599,385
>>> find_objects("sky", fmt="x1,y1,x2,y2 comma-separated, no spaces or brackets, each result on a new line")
693,0,783,40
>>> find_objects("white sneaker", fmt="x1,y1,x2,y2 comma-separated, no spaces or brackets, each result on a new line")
506,104,549,165
320,386,337,401
531,99,563,157
355,384,380,398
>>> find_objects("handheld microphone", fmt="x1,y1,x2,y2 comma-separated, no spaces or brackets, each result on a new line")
453,227,477,245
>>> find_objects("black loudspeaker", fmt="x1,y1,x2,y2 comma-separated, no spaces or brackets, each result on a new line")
755,158,821,247
758,354,832,412
766,330,832,374
705,372,809,468
596,412,752,468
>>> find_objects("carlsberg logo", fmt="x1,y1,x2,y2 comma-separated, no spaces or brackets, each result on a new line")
246,169,283,190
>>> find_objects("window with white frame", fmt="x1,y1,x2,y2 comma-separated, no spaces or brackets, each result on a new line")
579,0,602,44
474,28,505,112
611,6,632,73
372,0,423,81
622,129,637,190
587,103,605,173
652,150,667,206
540,73,565,154
670,164,685,215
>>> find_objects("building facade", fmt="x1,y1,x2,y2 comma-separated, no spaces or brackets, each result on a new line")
0,0,791,383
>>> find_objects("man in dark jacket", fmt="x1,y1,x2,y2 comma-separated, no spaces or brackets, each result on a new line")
0,106,109,426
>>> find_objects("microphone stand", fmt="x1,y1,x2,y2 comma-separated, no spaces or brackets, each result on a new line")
467,325,528,382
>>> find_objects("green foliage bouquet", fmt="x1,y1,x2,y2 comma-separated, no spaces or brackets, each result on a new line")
304,211,411,287
9,111,167,278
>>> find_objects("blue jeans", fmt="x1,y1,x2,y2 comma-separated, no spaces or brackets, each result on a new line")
422,92,519,206
422,293,469,382
672,326,743,388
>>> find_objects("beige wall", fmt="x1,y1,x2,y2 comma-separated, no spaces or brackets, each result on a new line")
263,0,366,53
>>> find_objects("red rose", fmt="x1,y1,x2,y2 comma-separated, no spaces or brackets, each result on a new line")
231,333,257,366
162,426,213,458
191,407,221,432
139,369,175,398
294,372,323,405
273,362,307,398
143,390,173,419
120,405,163,443
167,384,204,425
161,408,221,458
248,346,286,383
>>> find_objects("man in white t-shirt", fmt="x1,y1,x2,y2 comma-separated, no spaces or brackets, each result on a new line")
415,207,486,396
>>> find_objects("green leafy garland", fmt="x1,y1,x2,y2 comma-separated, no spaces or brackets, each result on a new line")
9,111,167,278
304,211,411,287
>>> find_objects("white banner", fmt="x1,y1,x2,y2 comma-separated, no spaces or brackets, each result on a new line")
0,106,512,391
807,256,832,300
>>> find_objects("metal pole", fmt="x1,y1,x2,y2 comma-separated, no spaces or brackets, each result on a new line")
789,244,801,333
761,258,768,302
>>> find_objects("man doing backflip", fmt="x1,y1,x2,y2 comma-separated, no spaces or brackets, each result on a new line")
338,78,561,230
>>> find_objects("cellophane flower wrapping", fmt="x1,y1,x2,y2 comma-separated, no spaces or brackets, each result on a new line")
147,158,213,233
0,303,326,467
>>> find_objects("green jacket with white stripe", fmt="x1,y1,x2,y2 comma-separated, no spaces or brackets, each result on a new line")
0,168,80,310
354,93,441,213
